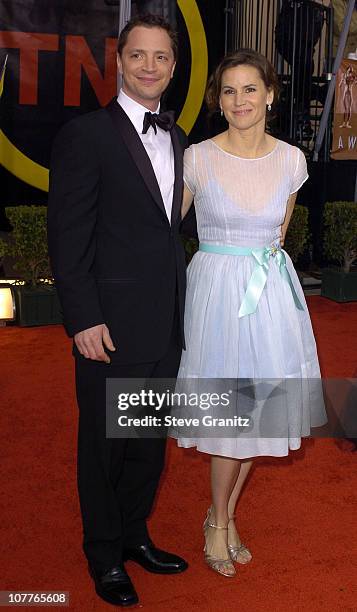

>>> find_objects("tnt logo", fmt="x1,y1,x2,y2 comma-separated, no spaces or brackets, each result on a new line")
0,32,117,106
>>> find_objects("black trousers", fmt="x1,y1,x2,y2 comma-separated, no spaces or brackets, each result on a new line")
75,312,182,572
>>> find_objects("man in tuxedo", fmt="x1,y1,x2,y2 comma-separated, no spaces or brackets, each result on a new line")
47,14,188,607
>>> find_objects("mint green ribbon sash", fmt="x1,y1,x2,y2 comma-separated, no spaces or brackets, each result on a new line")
199,242,305,318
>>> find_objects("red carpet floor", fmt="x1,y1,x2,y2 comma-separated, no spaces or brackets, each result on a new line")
0,296,356,612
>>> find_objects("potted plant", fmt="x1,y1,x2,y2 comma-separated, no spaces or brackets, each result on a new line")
0,205,62,326
321,201,357,302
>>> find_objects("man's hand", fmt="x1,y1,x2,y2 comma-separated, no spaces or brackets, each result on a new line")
74,324,116,363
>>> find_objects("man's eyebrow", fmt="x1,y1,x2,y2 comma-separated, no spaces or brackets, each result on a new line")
128,48,170,54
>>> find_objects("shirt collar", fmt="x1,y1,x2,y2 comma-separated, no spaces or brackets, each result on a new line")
117,89,160,134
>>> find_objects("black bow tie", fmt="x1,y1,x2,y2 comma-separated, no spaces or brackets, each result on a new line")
142,110,175,135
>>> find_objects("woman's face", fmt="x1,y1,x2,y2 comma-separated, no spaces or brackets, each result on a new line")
219,64,274,132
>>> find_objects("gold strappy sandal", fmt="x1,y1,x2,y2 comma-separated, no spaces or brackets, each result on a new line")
228,515,252,564
203,508,236,577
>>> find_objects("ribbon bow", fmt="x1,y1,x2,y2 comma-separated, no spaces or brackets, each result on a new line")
238,245,305,318
142,110,175,135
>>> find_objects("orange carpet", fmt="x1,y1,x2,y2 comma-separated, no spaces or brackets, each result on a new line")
0,296,356,612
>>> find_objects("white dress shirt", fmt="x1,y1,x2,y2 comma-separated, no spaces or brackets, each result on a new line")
117,89,175,223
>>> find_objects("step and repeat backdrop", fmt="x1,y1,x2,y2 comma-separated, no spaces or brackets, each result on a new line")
1,0,355,210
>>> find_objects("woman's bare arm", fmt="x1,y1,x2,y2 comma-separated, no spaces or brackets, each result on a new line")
181,184,194,219
280,192,298,246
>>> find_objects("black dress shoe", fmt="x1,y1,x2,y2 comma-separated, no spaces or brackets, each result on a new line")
123,541,188,574
89,564,139,607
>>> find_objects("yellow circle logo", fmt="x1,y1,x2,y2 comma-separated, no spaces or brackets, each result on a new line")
0,0,208,193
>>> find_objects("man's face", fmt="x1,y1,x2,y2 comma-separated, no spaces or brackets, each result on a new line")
117,26,176,110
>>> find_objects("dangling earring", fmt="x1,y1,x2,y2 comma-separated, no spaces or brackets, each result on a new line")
267,103,272,112
220,109,224,117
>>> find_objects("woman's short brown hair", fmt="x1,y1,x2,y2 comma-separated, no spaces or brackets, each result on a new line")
118,14,178,61
206,49,280,115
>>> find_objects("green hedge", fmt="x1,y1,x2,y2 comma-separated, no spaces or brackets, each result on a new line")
0,206,51,286
323,201,357,273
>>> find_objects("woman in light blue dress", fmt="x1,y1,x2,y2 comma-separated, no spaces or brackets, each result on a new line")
171,50,326,578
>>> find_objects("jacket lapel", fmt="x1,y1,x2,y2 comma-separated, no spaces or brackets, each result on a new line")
106,98,167,219
170,126,184,225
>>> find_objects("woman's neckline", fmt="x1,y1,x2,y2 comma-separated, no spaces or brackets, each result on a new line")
209,138,279,160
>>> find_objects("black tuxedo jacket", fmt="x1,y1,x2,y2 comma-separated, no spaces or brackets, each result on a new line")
47,98,188,365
